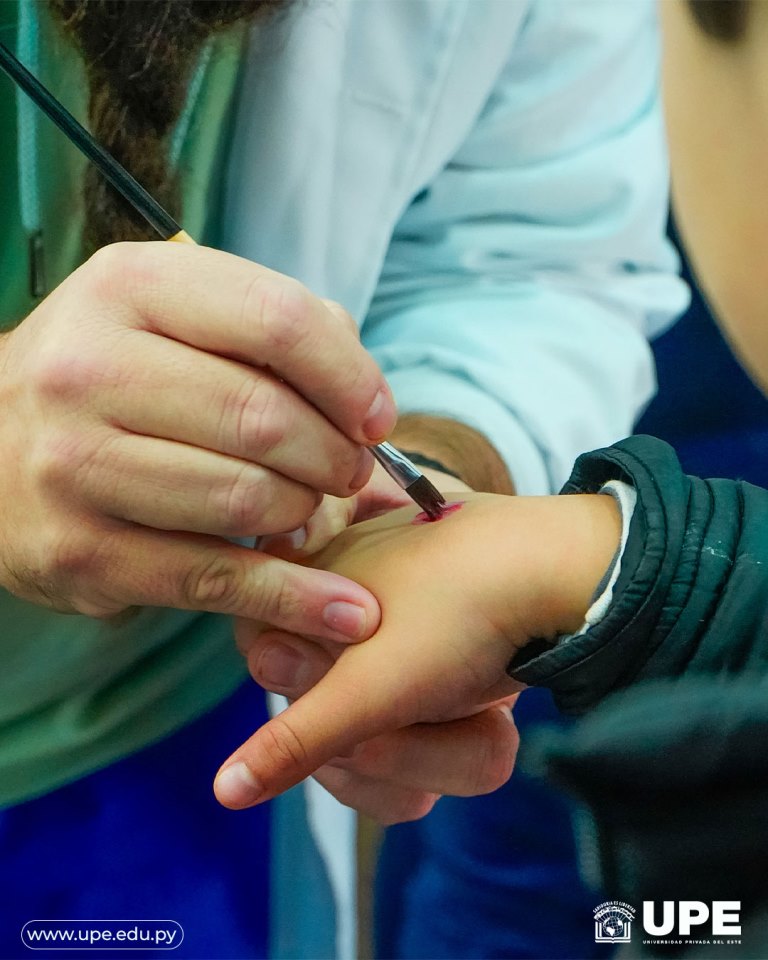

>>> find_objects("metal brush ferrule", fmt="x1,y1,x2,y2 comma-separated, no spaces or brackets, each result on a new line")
371,442,422,488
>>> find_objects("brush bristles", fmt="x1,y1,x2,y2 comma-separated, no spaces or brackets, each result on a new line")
406,475,447,520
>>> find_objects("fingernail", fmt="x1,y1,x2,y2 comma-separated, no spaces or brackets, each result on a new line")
323,600,368,639
350,449,374,491
260,643,303,688
363,388,395,441
215,762,262,807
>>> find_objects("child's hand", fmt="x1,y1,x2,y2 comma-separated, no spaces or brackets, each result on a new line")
215,491,620,810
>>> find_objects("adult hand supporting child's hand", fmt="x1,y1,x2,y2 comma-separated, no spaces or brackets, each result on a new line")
215,491,621,816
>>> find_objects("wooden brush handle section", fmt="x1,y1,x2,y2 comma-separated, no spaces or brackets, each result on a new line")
168,229,196,244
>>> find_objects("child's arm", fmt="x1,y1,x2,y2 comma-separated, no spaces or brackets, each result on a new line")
214,488,622,808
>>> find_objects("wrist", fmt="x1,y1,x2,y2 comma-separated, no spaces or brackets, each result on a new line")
536,494,623,638
389,414,515,494
486,494,622,650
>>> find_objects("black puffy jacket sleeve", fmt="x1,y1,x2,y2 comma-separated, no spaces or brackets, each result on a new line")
507,434,768,714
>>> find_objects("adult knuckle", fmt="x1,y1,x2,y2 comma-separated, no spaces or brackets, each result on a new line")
247,276,313,356
318,351,379,430
86,241,158,300
38,430,123,513
211,465,266,536
31,347,96,403
9,522,126,615
84,242,126,280
182,554,245,610
46,526,97,582
260,485,320,537
229,378,286,459
261,572,303,627
34,429,87,490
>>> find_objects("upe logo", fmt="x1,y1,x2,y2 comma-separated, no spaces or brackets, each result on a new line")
643,901,741,937
593,901,636,943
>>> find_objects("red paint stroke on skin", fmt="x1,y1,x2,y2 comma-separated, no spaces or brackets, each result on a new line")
412,500,465,524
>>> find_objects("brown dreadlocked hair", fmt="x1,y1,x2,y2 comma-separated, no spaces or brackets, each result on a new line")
49,0,287,250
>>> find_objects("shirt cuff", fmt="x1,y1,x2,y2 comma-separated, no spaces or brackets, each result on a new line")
383,365,552,495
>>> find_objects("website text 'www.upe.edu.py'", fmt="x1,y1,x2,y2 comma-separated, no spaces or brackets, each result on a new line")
20,920,183,949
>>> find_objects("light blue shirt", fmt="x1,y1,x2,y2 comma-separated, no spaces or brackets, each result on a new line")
225,0,688,496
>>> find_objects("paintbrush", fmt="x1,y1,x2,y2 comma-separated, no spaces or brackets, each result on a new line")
0,41,447,519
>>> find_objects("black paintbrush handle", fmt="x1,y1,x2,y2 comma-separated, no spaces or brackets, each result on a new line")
0,41,182,240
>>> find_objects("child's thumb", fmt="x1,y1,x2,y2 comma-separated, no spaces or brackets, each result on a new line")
212,650,398,808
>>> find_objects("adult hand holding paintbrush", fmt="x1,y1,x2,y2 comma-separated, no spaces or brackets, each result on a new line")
0,40,526,820
0,40,410,641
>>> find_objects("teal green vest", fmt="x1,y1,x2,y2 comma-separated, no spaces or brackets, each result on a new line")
0,1,250,806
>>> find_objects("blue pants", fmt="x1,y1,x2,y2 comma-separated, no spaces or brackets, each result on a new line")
0,681,270,960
